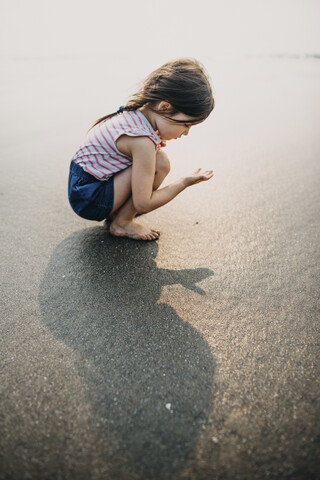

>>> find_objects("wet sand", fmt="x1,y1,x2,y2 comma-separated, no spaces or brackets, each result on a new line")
1,56,320,479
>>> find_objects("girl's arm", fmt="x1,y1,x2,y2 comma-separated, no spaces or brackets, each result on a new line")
130,137,213,214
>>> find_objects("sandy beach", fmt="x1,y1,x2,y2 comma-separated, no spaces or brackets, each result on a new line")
0,52,319,479
1,1,320,476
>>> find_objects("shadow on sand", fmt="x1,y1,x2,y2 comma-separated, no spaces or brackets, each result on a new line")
39,226,215,479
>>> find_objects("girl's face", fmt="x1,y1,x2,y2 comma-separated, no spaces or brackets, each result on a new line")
154,102,199,141
155,114,193,141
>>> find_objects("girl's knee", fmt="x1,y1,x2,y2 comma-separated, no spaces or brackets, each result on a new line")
156,149,171,176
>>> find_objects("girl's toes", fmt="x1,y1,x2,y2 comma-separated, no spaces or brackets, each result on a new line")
146,233,156,241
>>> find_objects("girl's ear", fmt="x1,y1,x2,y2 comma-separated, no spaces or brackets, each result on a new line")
158,101,171,112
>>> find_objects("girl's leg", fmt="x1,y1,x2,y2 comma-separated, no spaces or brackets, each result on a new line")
109,150,170,240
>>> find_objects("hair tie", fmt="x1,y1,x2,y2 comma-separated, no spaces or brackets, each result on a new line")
117,106,125,114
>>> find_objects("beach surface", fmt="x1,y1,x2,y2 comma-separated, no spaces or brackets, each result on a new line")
1,55,320,479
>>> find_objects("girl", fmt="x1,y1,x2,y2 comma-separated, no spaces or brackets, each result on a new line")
68,58,214,241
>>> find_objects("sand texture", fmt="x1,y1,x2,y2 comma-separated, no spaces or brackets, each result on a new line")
1,56,320,479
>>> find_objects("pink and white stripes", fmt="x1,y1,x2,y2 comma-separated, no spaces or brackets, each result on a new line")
72,110,161,180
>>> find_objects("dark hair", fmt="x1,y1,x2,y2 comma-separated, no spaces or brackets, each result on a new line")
91,58,214,129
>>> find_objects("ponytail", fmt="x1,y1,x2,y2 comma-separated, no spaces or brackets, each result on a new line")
90,100,147,130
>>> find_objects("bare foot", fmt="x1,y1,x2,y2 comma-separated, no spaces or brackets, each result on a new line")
109,219,160,241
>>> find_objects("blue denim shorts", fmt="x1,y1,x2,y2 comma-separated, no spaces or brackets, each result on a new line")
68,161,114,221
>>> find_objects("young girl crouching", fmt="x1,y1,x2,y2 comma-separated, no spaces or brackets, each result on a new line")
68,58,215,240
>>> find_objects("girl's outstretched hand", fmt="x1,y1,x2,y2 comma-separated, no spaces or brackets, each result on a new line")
183,168,214,187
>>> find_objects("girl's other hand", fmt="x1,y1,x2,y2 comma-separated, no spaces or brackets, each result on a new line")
183,168,214,187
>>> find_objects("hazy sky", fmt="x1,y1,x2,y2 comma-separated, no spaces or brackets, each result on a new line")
1,0,319,60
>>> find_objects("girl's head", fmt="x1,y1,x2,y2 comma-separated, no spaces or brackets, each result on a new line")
127,58,214,123
92,58,214,129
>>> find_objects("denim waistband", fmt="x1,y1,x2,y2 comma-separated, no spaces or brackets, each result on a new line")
70,160,102,183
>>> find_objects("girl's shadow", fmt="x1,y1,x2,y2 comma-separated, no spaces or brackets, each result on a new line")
39,227,215,479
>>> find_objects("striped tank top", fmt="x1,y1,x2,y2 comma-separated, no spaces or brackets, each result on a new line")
72,110,161,180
